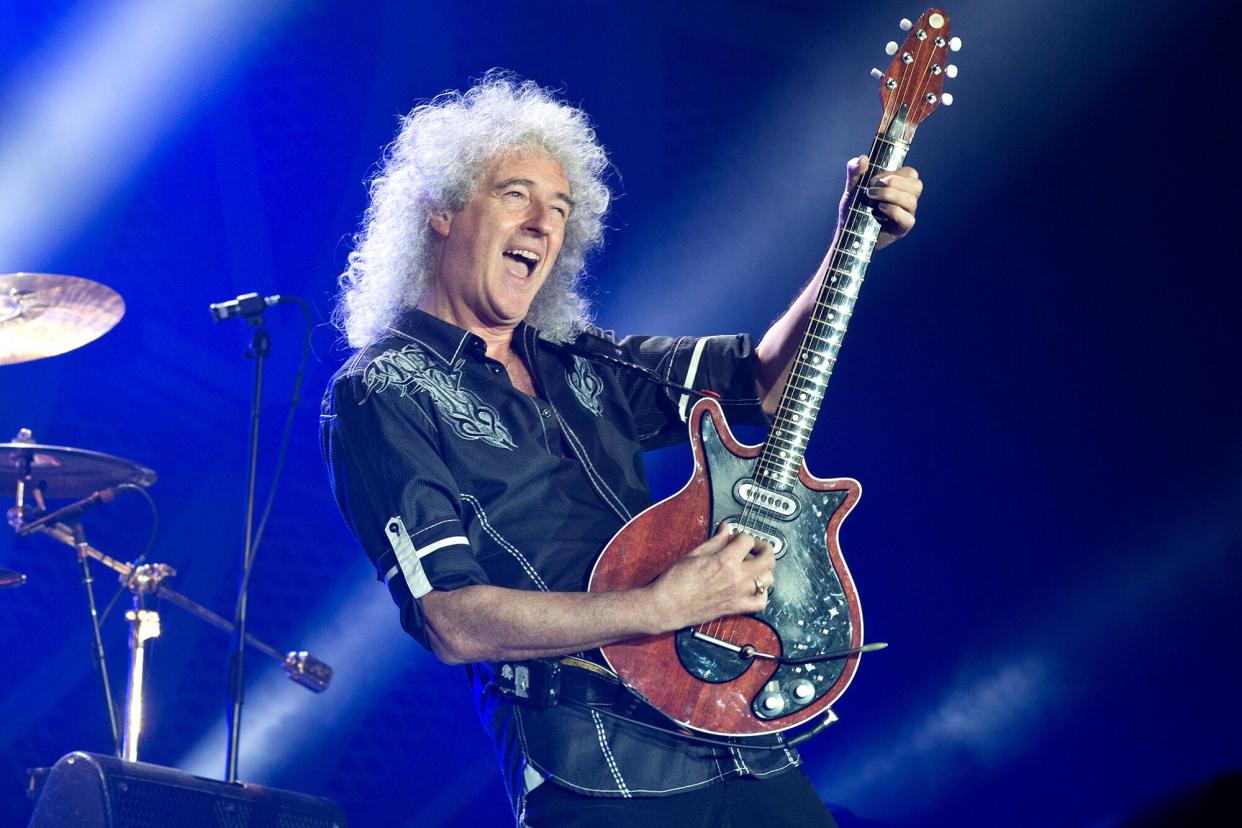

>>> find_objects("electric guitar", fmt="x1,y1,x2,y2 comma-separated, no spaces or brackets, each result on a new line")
588,8,958,736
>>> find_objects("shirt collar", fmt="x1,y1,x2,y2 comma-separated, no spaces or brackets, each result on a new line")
386,307,539,366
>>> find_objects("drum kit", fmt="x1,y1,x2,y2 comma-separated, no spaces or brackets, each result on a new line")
1,272,331,766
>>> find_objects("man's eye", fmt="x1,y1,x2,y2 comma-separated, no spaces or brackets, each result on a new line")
552,206,567,218
505,190,526,199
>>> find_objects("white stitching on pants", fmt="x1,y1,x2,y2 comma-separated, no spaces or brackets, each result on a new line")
590,709,631,797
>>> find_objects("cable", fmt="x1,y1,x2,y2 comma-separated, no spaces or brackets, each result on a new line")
242,296,313,578
224,295,312,782
98,482,161,625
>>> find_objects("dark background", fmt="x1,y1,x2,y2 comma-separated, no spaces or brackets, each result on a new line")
1,1,1238,825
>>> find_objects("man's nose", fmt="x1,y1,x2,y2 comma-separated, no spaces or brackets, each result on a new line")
523,202,556,236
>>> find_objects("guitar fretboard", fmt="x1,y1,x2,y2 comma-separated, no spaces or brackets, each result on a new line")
753,133,910,492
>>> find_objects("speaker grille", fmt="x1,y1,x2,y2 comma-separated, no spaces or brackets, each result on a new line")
29,753,346,828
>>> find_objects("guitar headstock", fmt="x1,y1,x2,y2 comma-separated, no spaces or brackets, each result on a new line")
872,8,959,142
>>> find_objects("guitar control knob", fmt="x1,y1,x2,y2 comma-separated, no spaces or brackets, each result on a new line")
870,68,884,80
793,681,815,701
946,64,958,78
885,41,898,56
941,93,954,106
761,693,786,714
899,18,913,31
949,36,962,52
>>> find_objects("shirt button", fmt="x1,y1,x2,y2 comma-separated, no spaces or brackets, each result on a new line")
490,365,502,374
540,408,550,418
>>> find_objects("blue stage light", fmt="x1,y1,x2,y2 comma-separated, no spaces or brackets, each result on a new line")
0,0,297,268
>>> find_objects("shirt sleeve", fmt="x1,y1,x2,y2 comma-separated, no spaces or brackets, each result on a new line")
320,369,490,651
584,330,772,450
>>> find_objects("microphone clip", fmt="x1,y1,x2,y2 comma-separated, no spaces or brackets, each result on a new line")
209,293,284,323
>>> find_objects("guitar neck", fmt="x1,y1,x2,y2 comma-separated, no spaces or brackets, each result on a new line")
753,129,911,491
749,5,954,492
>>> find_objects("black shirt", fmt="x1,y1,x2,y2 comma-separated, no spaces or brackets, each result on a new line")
321,309,801,822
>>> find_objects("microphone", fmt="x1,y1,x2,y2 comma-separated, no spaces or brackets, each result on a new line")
209,293,286,322
15,486,119,536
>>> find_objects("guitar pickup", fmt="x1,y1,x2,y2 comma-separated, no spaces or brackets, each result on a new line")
733,478,800,518
724,518,787,559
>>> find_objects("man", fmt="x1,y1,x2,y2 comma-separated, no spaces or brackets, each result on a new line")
321,73,921,826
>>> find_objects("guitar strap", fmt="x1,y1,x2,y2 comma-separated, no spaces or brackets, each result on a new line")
557,333,752,406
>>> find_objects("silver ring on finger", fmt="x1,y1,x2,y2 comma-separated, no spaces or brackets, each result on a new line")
753,577,768,597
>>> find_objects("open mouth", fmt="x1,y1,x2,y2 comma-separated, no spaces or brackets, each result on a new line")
503,248,541,277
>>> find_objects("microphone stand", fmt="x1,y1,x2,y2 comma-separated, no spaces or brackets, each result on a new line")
225,314,269,784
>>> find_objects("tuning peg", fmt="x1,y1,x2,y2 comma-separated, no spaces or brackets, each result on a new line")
941,92,954,106
870,68,884,80
946,64,958,78
949,36,962,52
899,18,913,31
885,41,898,56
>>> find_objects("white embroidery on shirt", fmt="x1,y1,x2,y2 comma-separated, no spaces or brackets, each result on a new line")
566,356,603,416
362,343,517,450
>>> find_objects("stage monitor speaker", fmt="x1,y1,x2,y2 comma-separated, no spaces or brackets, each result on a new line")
27,751,348,828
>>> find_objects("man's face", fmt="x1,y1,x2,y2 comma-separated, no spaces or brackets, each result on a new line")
428,152,572,331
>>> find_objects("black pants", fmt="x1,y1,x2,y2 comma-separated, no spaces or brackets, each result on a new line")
523,769,839,827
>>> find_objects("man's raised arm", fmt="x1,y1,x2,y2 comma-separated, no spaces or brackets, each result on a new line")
755,155,924,413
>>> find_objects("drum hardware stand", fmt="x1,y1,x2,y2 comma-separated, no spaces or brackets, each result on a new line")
8,513,334,759
7,440,122,756
5,430,333,765
71,520,124,758
120,563,172,761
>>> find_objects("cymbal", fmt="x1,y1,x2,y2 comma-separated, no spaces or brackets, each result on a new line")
0,442,156,499
0,567,25,588
0,273,124,366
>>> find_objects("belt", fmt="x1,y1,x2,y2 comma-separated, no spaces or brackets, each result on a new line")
490,655,644,709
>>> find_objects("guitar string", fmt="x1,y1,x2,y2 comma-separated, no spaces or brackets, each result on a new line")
697,129,888,647
699,29,945,652
748,132,888,494
702,130,887,646
749,22,944,497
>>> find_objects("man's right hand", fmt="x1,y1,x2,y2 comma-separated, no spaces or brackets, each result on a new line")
645,521,776,631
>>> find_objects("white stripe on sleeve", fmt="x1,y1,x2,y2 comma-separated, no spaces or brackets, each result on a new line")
383,518,469,597
677,337,710,422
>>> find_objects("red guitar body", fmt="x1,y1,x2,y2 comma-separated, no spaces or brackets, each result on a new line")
589,399,862,735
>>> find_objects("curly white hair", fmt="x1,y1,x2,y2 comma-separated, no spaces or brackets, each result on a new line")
334,71,612,348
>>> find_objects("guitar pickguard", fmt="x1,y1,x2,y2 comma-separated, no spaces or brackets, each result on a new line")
673,413,856,719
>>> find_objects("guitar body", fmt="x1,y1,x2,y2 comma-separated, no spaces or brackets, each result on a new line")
589,398,862,735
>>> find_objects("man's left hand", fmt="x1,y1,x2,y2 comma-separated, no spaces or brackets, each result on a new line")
839,155,923,250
